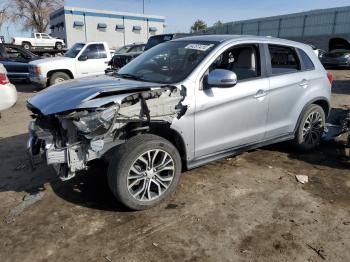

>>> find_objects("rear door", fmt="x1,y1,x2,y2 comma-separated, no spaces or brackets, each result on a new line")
75,43,109,77
40,34,52,47
264,44,314,138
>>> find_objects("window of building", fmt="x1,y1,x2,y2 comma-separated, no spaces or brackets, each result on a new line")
269,45,301,75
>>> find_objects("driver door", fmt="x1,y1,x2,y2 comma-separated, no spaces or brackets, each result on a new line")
75,44,109,78
194,43,270,158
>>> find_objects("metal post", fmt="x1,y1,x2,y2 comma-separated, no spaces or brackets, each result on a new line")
332,11,338,35
277,18,282,37
83,13,87,42
143,0,145,14
301,15,307,38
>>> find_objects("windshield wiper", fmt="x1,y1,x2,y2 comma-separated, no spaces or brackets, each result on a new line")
116,73,142,81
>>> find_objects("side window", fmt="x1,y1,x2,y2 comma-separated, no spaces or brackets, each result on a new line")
268,45,301,75
298,49,315,71
96,44,107,58
209,44,261,81
41,34,50,39
82,44,107,59
35,33,41,39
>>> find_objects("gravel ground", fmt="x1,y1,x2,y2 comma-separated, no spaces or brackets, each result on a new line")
0,70,349,262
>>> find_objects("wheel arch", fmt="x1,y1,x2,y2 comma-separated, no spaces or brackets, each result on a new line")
294,96,330,133
119,122,188,170
47,69,74,80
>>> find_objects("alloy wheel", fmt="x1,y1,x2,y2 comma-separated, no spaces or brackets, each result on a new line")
302,111,323,145
127,149,175,202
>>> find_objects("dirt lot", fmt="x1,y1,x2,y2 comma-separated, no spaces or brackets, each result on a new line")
0,71,349,262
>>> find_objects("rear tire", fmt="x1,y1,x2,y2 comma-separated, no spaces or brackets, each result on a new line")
22,42,31,50
293,104,325,151
49,72,71,86
107,134,182,210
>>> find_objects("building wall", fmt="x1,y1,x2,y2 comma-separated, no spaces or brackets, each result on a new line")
202,6,350,50
50,6,165,49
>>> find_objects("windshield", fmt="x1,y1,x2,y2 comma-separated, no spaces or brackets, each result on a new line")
116,45,132,54
64,43,85,58
118,40,218,84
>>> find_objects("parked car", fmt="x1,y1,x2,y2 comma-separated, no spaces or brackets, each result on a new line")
109,34,187,70
0,63,17,112
29,42,111,87
0,43,39,82
27,35,332,210
321,49,350,68
115,43,146,54
320,37,350,68
12,33,65,50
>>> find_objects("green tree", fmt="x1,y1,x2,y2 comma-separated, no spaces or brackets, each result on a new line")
191,19,207,33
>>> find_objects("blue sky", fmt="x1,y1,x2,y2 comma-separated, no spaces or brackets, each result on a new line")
1,0,350,40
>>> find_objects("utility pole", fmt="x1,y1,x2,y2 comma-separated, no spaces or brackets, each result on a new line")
142,0,145,14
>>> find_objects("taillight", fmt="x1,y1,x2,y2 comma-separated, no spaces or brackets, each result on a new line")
327,72,334,86
0,73,9,85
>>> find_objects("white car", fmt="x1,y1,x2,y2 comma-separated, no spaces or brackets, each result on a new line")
0,63,17,111
12,33,65,50
29,42,111,88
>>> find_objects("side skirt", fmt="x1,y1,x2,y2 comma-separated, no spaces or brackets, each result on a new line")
186,133,294,170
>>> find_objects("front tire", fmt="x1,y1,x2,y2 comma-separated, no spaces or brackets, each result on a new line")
49,72,71,86
107,134,182,210
293,104,325,151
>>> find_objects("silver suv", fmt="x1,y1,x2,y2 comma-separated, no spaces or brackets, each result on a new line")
27,35,332,210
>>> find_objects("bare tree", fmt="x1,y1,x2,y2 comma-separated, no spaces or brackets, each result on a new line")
0,3,9,28
8,0,63,33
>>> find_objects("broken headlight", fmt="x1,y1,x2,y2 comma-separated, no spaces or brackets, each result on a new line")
73,105,119,135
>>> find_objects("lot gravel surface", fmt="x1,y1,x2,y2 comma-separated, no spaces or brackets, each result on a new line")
0,71,349,262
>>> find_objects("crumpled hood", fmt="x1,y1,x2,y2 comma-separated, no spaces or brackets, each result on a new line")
28,75,161,115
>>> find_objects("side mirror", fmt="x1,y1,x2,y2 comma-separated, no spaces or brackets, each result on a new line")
207,69,237,88
78,55,88,61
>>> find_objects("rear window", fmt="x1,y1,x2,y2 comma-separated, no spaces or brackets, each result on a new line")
298,49,315,71
269,45,301,75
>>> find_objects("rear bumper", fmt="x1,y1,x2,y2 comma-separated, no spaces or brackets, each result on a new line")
0,83,17,111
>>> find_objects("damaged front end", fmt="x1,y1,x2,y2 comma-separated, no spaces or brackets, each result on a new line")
27,84,187,180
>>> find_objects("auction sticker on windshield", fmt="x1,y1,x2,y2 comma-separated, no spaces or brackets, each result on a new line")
185,44,214,51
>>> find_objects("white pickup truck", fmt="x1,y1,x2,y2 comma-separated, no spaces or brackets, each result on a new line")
12,33,65,50
29,42,111,87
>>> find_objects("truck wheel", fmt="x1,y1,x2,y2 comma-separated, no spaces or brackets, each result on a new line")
55,42,63,50
293,104,325,151
22,42,31,50
49,72,71,86
107,134,182,210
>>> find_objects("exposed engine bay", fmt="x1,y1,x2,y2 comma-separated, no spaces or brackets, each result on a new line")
27,85,187,181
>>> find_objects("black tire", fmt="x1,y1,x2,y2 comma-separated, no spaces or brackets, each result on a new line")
49,72,71,86
107,134,182,210
55,42,63,50
22,42,31,50
293,104,326,151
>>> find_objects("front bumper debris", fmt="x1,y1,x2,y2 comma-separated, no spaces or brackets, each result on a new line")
27,120,88,180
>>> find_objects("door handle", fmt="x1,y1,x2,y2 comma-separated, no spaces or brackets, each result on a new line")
254,89,267,99
299,79,309,88
104,61,109,64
